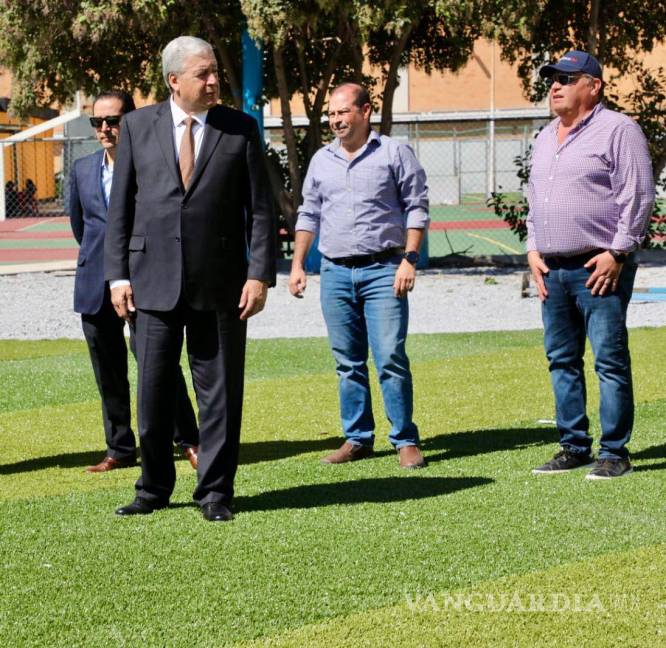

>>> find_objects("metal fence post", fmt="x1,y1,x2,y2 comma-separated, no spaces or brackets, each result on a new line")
242,29,264,141
0,145,5,221
455,130,462,205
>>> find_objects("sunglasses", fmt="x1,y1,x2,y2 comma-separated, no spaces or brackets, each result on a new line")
89,115,122,128
545,73,587,87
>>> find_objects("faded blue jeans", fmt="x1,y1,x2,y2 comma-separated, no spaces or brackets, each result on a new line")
319,256,419,448
542,257,637,460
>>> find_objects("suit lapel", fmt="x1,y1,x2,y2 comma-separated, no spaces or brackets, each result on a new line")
88,149,106,215
153,102,183,190
185,108,223,198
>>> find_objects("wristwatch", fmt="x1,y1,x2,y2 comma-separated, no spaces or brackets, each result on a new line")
608,249,628,263
403,251,420,266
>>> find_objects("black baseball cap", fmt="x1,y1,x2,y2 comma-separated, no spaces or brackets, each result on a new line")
539,50,603,80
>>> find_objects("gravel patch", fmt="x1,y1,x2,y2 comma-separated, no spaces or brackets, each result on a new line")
3,266,666,340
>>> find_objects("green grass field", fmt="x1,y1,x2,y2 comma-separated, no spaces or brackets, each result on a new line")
1,330,664,647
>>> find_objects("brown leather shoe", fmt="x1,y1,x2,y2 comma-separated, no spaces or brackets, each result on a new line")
183,446,198,470
86,455,136,473
398,445,426,469
321,442,374,464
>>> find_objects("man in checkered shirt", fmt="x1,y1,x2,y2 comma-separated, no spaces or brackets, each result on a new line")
526,51,655,480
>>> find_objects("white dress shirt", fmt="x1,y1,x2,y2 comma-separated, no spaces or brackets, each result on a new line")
170,97,208,163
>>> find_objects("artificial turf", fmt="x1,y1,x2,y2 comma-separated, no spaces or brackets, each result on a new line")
0,329,664,647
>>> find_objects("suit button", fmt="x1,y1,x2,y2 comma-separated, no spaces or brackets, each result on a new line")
175,237,181,242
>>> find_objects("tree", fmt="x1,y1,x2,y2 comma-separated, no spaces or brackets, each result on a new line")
365,0,482,135
0,0,245,114
243,0,368,231
488,0,666,248
243,0,485,229
0,1,491,239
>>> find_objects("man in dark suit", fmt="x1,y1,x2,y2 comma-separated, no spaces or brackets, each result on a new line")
70,90,199,473
105,37,276,521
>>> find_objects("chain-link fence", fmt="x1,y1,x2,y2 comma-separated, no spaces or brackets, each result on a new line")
390,119,548,258
1,136,98,219
264,116,550,259
2,118,551,259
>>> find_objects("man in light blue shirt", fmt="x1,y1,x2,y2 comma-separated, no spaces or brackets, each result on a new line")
289,83,429,468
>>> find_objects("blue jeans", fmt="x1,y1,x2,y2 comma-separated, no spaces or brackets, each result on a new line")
542,258,637,460
319,256,419,448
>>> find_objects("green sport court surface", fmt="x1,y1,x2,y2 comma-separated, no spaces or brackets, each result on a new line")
429,194,525,256
3,197,663,265
0,197,523,267
0,218,78,266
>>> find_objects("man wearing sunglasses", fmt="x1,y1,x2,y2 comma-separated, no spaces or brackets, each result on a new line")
527,51,655,479
69,90,200,474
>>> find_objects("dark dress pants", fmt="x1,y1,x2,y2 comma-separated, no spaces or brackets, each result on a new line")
81,295,199,460
133,301,246,506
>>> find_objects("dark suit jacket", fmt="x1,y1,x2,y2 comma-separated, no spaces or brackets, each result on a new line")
104,101,276,311
69,149,108,315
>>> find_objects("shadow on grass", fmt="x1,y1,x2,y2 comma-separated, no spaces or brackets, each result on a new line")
0,450,191,475
417,426,557,464
0,438,342,474
239,437,340,465
0,450,111,474
235,476,493,512
634,462,666,473
632,442,666,472
632,443,666,461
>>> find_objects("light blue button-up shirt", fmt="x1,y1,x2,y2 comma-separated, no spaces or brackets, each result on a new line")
101,152,113,208
296,130,429,258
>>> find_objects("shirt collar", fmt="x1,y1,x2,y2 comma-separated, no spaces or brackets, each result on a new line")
169,96,208,128
550,101,605,134
101,150,113,170
579,101,604,127
326,129,380,156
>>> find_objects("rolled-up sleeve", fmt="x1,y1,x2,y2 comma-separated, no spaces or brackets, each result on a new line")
609,121,655,251
295,157,322,234
394,144,429,229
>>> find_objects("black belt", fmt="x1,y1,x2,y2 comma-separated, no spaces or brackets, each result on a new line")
324,247,404,268
542,249,603,268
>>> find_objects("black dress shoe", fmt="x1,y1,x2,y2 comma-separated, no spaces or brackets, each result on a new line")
115,497,167,516
201,502,233,522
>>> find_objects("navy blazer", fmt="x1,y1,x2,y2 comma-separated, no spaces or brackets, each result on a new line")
69,149,108,315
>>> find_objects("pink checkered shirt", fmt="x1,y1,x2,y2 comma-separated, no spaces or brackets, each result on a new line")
526,103,655,255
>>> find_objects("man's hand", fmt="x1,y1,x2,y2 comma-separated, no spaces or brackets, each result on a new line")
239,279,268,320
584,251,624,296
527,250,549,302
288,265,307,298
111,284,136,322
394,259,416,298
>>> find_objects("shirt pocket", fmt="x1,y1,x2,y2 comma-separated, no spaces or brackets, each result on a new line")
353,164,394,197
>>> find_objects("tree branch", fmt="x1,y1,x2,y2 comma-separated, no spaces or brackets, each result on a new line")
216,39,243,110
306,30,345,158
653,149,666,184
380,22,414,136
273,44,301,229
587,0,601,56
294,37,313,118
